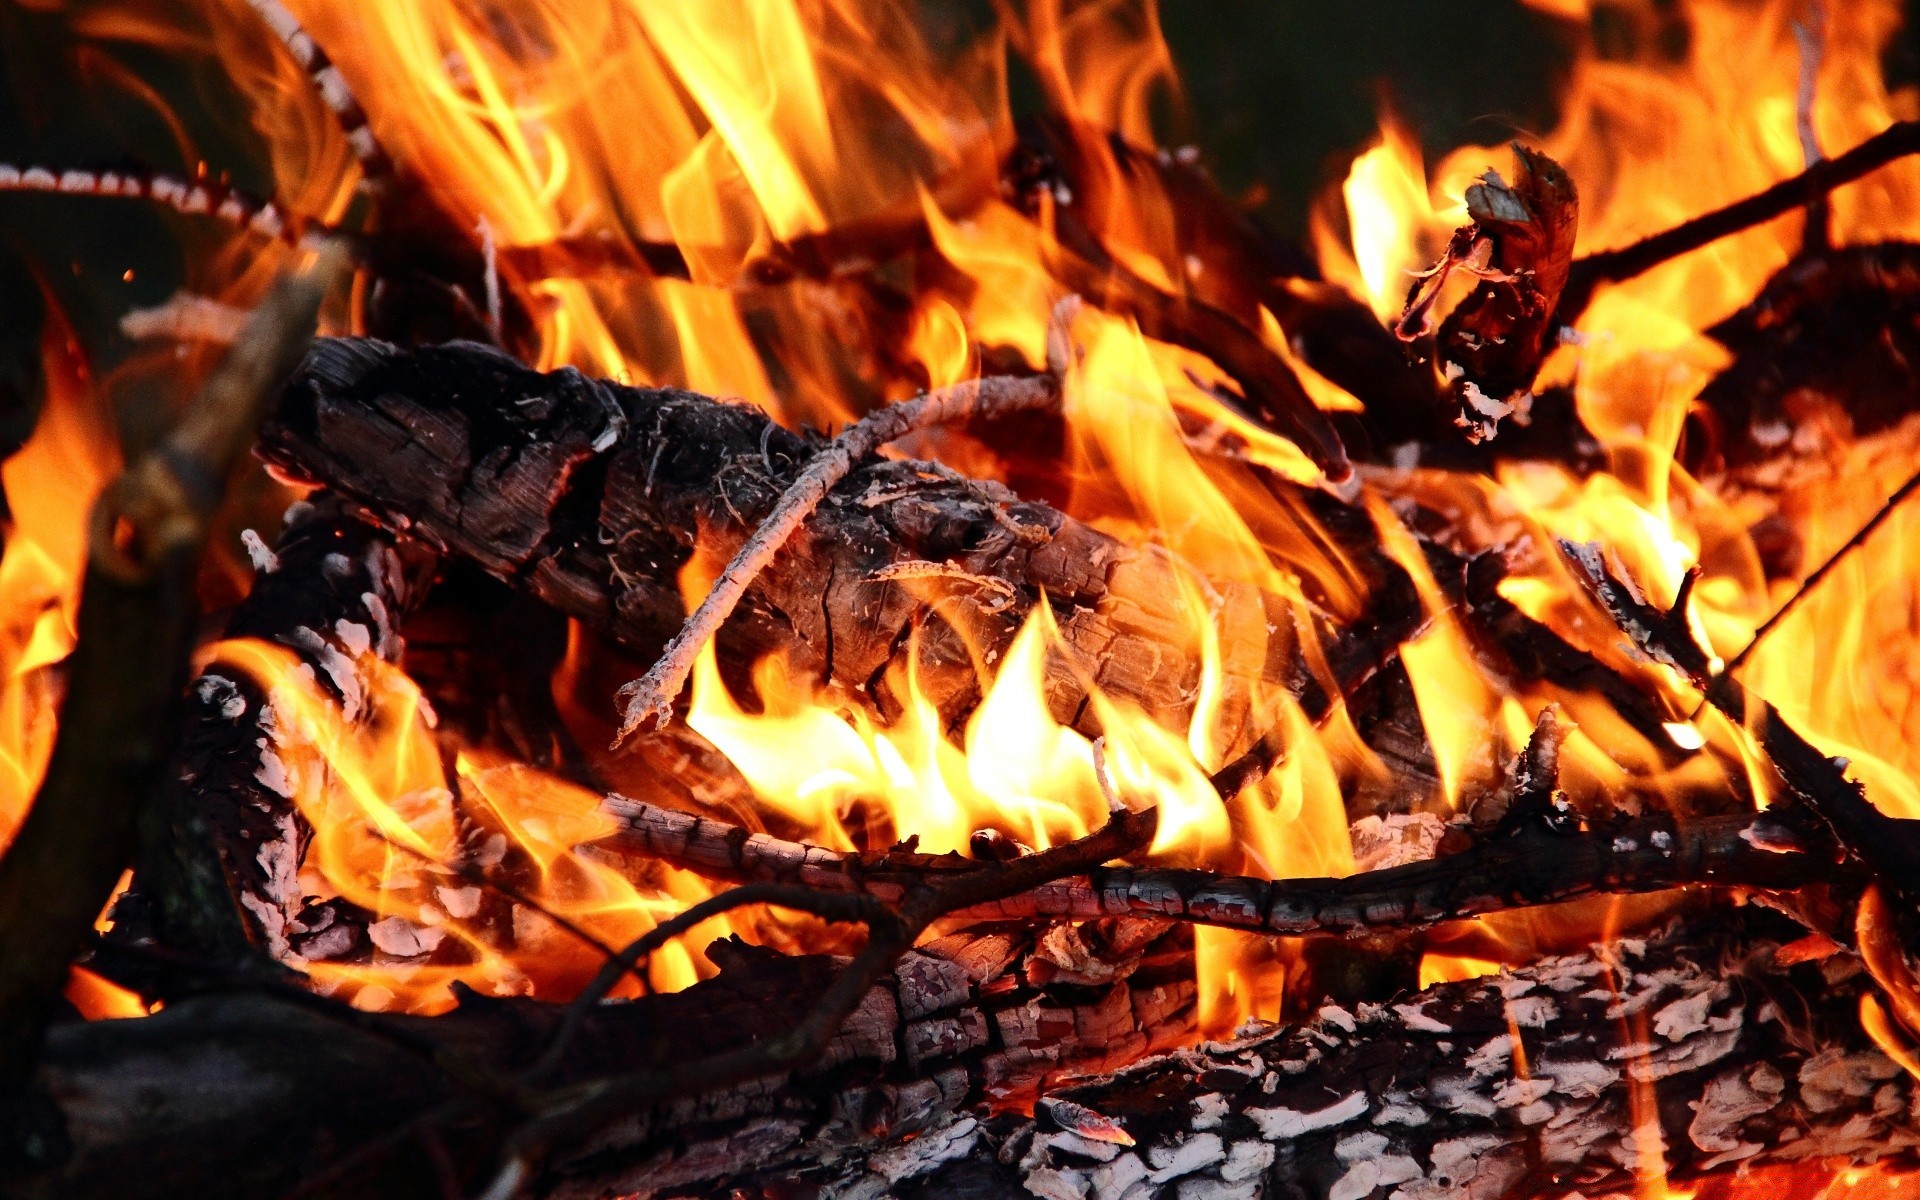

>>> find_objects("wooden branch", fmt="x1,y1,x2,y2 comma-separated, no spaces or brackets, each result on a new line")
239,0,392,191
615,352,1065,738
1720,462,1920,677
18,906,1200,1200
115,493,426,971
1557,119,1920,323
0,246,344,1091
480,808,1162,1193
596,794,1851,941
765,908,1920,1200
1558,540,1920,918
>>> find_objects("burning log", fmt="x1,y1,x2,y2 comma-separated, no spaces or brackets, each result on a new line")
759,909,1920,1200
110,493,428,969
256,336,1285,750
596,793,1850,940
24,909,1909,1200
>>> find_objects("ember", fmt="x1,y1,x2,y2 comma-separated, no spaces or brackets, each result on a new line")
3,0,1920,1197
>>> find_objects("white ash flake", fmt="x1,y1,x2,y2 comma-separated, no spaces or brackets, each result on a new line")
367,916,445,958
1044,1131,1122,1163
239,529,279,574
194,674,246,720
1329,1132,1421,1200
1799,1049,1902,1114
1145,1132,1223,1183
1688,1067,1777,1162
333,618,372,658
1190,1092,1228,1130
253,741,295,799
1216,1140,1272,1183
1348,812,1446,872
1371,1095,1431,1127
1316,1004,1357,1033
867,1116,979,1184
285,626,365,720
1536,1057,1621,1098
1505,994,1559,1028
1245,1089,1369,1140
1040,1097,1134,1147
1087,1150,1147,1199
1493,1077,1554,1109
1022,1165,1088,1200
1391,1001,1452,1034
1652,986,1719,1042
435,885,482,919
1464,1035,1513,1077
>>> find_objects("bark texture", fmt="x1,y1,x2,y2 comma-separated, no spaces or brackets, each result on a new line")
260,338,1276,750
729,910,1920,1200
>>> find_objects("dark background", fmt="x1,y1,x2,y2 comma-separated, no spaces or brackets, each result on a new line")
0,0,1912,461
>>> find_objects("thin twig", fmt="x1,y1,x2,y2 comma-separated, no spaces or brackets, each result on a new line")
1556,119,1920,322
1721,463,1920,678
523,883,886,1084
1559,538,1920,920
613,302,1076,741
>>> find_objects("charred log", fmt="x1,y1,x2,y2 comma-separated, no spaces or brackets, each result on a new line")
735,909,1920,1200
259,337,1286,751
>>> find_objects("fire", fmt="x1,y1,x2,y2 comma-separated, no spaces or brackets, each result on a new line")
14,2,1920,1187
0,303,121,854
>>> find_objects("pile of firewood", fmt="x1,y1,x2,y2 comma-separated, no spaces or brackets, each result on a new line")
8,5,1920,1199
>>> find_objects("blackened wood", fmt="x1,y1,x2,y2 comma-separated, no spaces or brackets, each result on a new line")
600,794,1851,938
742,909,1920,1200
260,337,1278,750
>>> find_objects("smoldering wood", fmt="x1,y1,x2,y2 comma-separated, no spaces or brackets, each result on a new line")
597,794,1853,939
728,909,1920,1200
1693,243,1920,475
109,492,427,971
27,905,1913,1200
23,922,1196,1200
259,336,1289,754
1396,145,1579,444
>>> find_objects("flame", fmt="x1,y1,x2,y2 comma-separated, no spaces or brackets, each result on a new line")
0,302,122,852
30,8,1920,1189
204,636,724,1012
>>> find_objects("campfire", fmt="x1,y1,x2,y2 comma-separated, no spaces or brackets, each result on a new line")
8,0,1920,1196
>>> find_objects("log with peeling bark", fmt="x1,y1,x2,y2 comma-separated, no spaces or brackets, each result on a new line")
258,337,1291,752
106,493,429,969
726,908,1920,1200
25,913,1197,1200
29,908,1915,1200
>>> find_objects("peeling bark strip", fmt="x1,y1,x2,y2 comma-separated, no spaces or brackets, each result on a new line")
598,795,1851,937
260,338,1275,746
742,911,1920,1200
1397,145,1578,443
